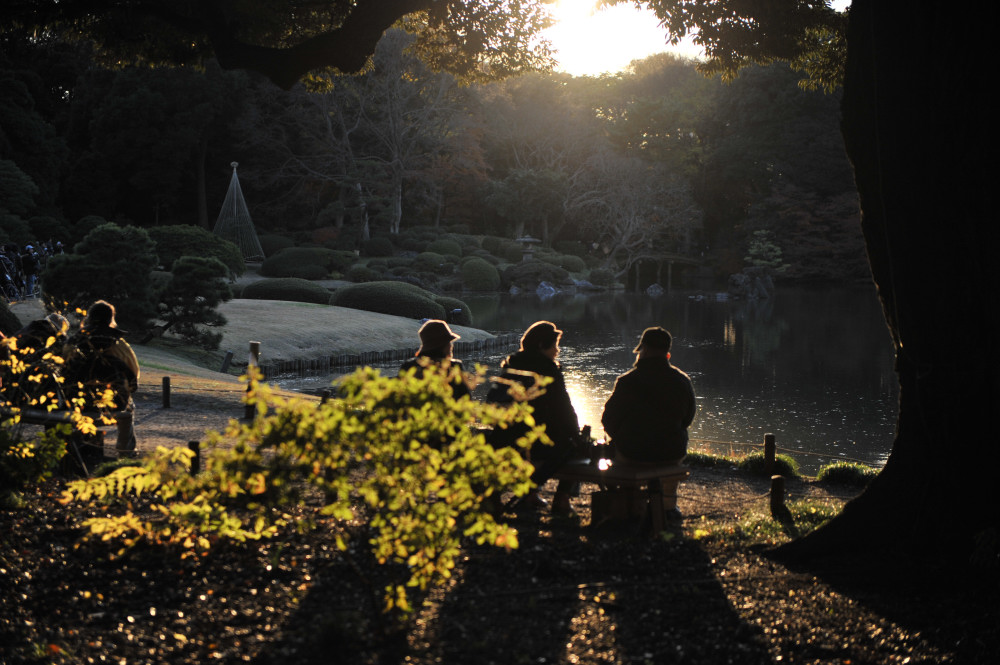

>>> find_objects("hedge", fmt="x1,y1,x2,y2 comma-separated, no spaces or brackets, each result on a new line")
345,264,383,283
460,257,501,291
241,278,332,304
329,281,450,320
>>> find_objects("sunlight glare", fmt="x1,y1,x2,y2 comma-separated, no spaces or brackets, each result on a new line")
544,0,703,77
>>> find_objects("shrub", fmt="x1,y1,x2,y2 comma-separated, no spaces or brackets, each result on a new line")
501,260,571,289
433,295,473,326
426,238,462,258
0,300,21,336
501,242,524,264
815,461,879,487
70,215,111,245
61,368,541,614
554,240,588,258
330,281,446,320
414,251,447,271
557,254,586,273
259,234,295,257
683,451,736,469
147,225,245,277
28,216,71,244
736,451,800,478
345,264,383,283
261,247,346,277
588,268,615,287
481,236,504,255
465,249,500,265
153,256,232,350
362,236,395,257
241,278,332,304
460,257,501,291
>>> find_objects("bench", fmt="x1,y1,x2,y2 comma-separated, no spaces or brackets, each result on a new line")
2,406,110,475
553,459,690,533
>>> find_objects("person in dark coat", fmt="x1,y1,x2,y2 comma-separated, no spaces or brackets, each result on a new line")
601,327,696,465
487,320,581,516
398,319,471,400
63,301,140,458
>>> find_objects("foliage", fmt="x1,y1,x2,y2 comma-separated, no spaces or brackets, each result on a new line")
40,223,159,330
151,257,232,350
501,260,570,290
0,159,39,217
362,237,395,257
459,257,501,291
345,264,383,283
587,268,615,288
241,278,332,305
28,215,71,244
426,238,463,258
815,461,879,487
329,281,446,320
555,254,585,273
736,451,800,478
744,229,789,273
260,247,349,277
258,234,296,257
683,451,737,469
1,336,101,497
61,366,546,613
432,296,473,327
147,225,245,278
0,300,22,336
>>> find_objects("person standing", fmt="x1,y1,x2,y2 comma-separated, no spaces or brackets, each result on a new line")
601,326,696,465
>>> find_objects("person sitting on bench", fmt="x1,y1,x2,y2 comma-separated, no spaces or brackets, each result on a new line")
601,326,696,466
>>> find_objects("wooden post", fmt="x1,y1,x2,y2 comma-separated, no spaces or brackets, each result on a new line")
245,341,261,420
161,376,171,409
763,433,776,475
320,389,332,405
769,474,785,518
220,350,234,374
188,441,200,475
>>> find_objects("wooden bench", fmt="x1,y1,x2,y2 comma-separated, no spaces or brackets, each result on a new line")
553,459,690,533
2,407,109,475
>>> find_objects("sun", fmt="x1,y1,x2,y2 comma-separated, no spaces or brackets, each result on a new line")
543,0,702,77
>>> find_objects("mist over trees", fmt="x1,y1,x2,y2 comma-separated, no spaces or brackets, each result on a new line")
0,29,859,283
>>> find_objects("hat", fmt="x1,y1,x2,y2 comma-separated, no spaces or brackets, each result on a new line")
417,319,459,353
520,320,562,351
633,326,672,353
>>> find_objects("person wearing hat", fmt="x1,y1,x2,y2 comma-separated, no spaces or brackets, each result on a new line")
487,320,582,516
63,300,141,457
399,319,471,399
601,326,696,466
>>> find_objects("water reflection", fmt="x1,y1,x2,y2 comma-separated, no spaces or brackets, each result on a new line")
279,287,898,474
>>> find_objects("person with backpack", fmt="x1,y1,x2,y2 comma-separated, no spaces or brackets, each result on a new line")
63,300,140,458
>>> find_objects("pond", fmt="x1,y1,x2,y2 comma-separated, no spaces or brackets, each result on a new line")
278,287,899,474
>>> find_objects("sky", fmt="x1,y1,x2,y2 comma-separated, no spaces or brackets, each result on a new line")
543,0,851,78
543,0,703,77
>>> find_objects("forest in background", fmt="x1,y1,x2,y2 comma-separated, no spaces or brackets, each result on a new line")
1,29,866,286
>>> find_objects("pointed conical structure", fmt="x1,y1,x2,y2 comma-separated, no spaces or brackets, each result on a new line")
213,162,265,262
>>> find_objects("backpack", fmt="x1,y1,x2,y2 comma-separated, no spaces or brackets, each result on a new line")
64,332,135,411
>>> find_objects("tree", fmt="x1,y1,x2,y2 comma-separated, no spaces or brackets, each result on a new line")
150,256,232,350
41,223,159,329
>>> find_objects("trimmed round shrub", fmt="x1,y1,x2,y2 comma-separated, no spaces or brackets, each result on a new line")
558,254,586,273
433,295,473,327
465,249,499,265
259,234,295,257
293,264,331,280
589,268,615,287
815,461,879,487
362,236,395,257
261,247,347,277
481,236,504,255
736,451,800,478
426,238,462,258
147,225,245,277
501,260,571,289
501,242,524,264
460,257,501,291
241,278,332,304
329,281,445,320
345,264,383,283
414,251,447,271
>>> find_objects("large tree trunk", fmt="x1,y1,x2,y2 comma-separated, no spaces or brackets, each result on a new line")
776,0,997,562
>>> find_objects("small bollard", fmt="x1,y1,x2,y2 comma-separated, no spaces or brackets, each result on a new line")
220,350,234,374
244,341,261,420
188,441,200,475
763,433,776,475
320,389,332,405
162,376,171,409
769,474,785,518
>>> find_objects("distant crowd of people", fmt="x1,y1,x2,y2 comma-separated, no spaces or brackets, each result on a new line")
401,318,697,519
0,240,65,302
